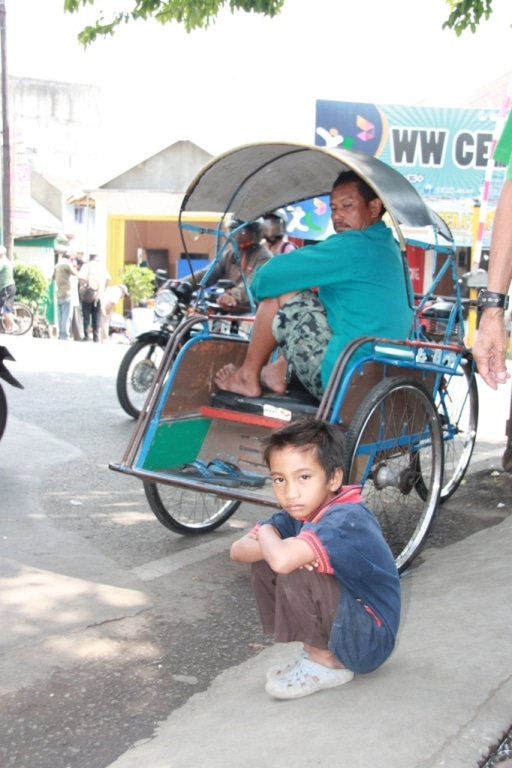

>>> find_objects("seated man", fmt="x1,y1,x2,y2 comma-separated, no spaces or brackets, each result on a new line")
215,170,414,400
183,218,272,315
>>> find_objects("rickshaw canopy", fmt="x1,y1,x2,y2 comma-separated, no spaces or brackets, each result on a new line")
180,142,453,248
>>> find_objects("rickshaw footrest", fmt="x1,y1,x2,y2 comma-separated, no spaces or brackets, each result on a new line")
200,405,289,429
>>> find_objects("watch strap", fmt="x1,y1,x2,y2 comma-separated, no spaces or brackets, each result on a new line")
477,290,510,311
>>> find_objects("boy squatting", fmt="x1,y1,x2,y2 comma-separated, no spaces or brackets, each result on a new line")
230,416,401,700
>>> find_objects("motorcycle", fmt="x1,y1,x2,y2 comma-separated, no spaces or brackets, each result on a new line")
0,346,24,441
116,279,241,418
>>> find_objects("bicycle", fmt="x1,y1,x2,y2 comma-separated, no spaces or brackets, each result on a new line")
0,301,34,336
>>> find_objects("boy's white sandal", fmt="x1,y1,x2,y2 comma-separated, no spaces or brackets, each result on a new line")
265,658,354,699
266,650,307,681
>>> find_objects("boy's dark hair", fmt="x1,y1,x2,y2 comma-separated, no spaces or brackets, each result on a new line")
332,170,386,217
262,417,346,480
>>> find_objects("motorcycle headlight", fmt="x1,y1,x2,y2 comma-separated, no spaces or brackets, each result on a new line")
154,289,178,320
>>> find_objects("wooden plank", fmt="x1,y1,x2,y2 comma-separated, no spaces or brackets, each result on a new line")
199,405,288,429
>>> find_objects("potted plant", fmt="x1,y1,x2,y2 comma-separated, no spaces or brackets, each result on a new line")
120,264,156,307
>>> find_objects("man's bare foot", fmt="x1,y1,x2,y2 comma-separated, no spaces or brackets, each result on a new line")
214,364,262,397
260,359,288,395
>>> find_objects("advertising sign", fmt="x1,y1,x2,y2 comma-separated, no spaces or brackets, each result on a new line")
315,100,505,202
282,101,502,247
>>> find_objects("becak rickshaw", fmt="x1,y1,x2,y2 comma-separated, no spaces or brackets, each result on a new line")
110,142,478,573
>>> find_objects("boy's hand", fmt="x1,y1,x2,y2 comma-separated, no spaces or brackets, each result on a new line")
258,525,317,574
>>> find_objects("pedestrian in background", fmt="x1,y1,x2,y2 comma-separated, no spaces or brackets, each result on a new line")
52,249,79,340
0,245,17,333
79,254,111,342
70,256,84,341
99,283,129,341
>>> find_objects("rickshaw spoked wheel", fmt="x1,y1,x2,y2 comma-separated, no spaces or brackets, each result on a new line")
435,362,478,503
144,482,240,534
344,376,443,573
414,362,478,503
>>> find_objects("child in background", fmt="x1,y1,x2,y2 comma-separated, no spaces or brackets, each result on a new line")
230,416,401,700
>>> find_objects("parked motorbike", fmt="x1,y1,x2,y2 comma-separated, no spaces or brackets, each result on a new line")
0,346,24,441
417,295,469,342
116,279,239,419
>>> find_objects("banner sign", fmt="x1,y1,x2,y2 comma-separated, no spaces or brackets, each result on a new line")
315,100,505,202
284,194,495,248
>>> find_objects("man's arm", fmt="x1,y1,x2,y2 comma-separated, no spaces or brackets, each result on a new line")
473,179,512,389
227,247,271,309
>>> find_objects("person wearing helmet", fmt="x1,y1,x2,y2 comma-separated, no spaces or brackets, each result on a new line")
182,217,272,315
262,209,297,255
154,269,170,292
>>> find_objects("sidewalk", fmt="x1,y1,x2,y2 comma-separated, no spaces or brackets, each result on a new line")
104,507,512,768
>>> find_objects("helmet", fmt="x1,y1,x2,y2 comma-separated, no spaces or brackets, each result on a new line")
155,269,169,286
263,208,288,237
227,217,264,246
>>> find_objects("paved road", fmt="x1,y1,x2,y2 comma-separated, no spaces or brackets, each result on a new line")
0,335,510,768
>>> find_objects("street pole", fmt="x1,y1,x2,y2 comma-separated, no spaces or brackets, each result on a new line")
467,200,481,348
0,0,11,257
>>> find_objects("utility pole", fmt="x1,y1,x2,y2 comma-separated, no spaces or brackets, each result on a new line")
0,0,11,257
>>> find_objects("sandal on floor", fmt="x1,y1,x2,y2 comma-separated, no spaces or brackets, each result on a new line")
177,460,265,488
178,460,217,481
206,459,266,488
265,658,354,700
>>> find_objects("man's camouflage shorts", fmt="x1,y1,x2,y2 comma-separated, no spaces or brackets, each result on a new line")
272,290,332,400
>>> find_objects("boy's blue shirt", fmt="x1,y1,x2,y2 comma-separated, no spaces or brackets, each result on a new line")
257,486,401,672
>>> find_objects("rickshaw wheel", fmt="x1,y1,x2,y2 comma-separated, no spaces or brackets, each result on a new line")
344,376,443,574
435,362,478,503
143,482,240,534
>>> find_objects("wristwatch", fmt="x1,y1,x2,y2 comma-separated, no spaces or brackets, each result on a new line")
477,289,509,312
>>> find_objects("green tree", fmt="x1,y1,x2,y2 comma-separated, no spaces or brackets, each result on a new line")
64,0,499,43
13,263,48,308
121,264,156,306
443,0,493,35
64,0,284,45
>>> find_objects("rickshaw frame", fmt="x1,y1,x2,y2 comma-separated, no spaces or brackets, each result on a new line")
110,142,479,573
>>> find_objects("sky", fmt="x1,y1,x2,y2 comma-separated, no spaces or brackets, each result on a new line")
5,0,512,184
